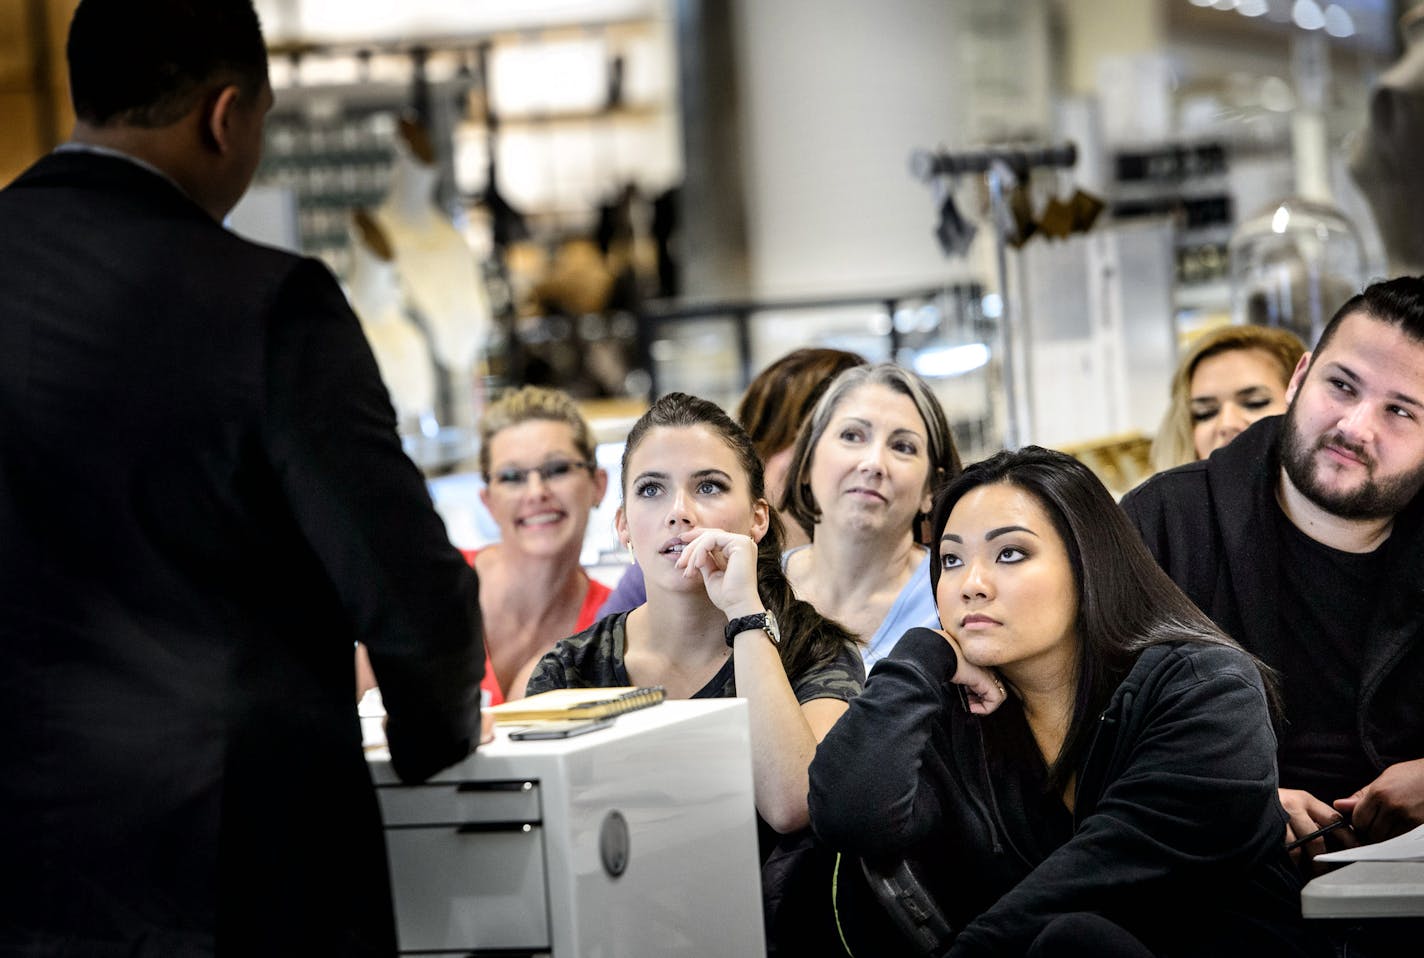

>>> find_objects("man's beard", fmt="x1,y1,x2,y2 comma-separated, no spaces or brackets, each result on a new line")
1279,406,1424,520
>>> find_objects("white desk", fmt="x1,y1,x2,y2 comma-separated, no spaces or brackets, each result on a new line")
1302,862,1424,919
368,699,767,957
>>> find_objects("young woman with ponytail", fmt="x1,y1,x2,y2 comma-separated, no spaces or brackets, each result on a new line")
527,392,862,953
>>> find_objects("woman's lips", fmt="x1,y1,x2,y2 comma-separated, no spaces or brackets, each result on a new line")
516,510,566,528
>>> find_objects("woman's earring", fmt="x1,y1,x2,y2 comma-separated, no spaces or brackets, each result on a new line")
626,541,636,564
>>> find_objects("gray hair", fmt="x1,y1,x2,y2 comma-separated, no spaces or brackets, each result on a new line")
779,362,962,539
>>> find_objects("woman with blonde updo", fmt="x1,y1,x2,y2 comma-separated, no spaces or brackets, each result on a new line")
1150,325,1306,473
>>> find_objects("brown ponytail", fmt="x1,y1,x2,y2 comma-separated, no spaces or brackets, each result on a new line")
757,508,859,679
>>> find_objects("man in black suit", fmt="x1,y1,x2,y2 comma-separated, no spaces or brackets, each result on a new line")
0,1,485,954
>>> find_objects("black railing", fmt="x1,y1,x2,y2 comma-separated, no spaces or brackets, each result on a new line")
634,283,985,399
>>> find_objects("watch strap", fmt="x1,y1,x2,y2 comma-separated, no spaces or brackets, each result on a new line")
725,612,771,647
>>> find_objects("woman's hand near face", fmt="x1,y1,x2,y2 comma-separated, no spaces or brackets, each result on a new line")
674,527,763,616
934,628,1008,715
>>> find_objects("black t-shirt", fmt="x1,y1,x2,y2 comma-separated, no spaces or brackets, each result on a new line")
1274,502,1387,801
526,610,865,705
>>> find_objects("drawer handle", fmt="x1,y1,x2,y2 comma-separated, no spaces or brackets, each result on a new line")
455,821,540,835
456,780,536,794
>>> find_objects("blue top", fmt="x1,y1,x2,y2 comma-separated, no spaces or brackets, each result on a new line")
596,562,647,619
862,551,939,670
782,546,939,671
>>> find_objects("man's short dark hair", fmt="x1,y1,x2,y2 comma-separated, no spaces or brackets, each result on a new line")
1313,275,1424,357
67,0,268,128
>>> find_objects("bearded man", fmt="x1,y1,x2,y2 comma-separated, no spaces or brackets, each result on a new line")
1123,277,1424,874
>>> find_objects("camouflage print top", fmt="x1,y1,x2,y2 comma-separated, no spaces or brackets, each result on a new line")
527,611,865,704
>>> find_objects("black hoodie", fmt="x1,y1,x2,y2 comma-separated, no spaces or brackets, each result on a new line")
809,628,1311,956
1122,414,1424,791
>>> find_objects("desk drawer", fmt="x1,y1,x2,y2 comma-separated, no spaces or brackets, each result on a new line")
378,778,540,826
386,822,549,952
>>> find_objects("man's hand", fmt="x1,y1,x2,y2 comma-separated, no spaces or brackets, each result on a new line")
1280,788,1350,864
1334,758,1424,843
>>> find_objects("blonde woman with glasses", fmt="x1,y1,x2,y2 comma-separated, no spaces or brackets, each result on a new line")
357,386,610,704
465,386,613,703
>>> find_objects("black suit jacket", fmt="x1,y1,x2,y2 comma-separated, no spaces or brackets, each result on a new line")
0,151,484,956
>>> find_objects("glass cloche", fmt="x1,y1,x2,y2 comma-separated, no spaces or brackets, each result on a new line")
1228,198,1365,347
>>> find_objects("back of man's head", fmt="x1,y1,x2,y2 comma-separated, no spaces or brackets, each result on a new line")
68,0,268,128
1314,275,1424,357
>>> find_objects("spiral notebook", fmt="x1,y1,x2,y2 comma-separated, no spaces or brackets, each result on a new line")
488,686,666,724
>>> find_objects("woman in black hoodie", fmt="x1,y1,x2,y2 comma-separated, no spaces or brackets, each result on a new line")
809,447,1317,957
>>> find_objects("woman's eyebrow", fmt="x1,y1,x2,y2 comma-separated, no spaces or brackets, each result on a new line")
942,526,1039,543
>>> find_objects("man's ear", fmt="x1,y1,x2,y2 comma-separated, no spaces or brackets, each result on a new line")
1285,351,1312,404
203,84,244,154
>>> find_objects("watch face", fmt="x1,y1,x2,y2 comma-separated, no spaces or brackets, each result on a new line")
764,610,781,644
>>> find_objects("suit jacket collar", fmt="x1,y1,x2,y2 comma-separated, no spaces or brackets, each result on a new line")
11,149,210,224
53,142,183,192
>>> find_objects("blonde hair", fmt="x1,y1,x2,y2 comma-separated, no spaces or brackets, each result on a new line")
1149,325,1306,472
477,386,596,478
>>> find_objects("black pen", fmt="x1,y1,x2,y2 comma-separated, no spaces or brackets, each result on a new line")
1284,816,1351,852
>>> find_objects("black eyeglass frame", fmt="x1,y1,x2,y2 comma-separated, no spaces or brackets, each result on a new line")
488,459,596,488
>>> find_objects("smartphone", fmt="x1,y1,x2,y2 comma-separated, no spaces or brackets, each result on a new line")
508,718,616,741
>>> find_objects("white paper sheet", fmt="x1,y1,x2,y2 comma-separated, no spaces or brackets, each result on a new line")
1316,822,1424,863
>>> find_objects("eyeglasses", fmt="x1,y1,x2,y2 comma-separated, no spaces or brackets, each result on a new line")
490,459,595,489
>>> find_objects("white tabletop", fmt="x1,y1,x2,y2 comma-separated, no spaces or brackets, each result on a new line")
1302,861,1424,918
366,699,744,783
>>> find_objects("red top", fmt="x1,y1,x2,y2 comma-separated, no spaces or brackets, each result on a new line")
462,548,612,707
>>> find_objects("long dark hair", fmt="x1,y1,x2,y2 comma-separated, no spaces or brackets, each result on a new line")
622,392,857,680
928,446,1278,791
